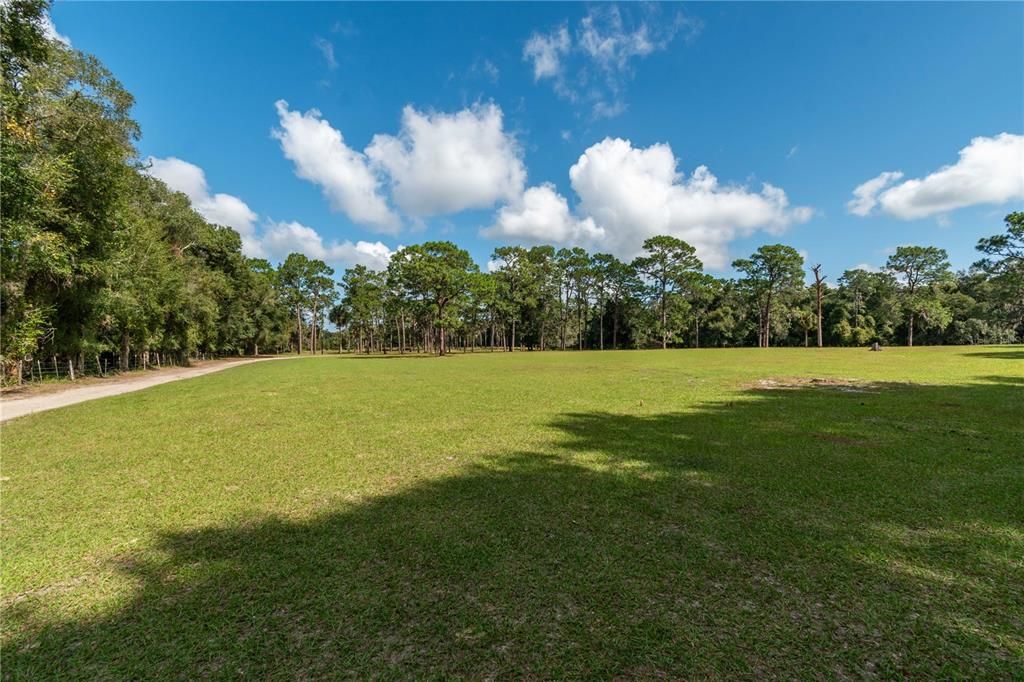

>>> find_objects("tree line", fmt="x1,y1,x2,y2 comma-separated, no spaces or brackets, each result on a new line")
329,224,1022,356
2,1,1022,380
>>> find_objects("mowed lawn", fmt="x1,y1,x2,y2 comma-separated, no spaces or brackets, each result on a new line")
2,347,1022,679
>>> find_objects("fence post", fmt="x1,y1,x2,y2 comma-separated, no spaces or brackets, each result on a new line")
68,359,75,381
37,360,42,381
54,356,60,379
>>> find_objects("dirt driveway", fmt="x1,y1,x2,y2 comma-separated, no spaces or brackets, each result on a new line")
0,357,285,423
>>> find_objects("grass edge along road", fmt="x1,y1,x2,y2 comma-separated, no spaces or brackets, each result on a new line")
2,346,1022,678
0,357,288,423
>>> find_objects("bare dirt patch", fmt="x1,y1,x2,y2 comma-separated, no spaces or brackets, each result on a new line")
748,377,885,393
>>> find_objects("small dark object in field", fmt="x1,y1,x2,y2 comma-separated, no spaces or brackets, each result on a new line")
870,342,882,352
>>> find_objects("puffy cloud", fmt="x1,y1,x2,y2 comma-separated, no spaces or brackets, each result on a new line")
568,138,812,267
482,138,811,269
144,156,261,254
847,171,904,217
261,221,394,270
272,100,399,232
523,25,571,80
145,156,208,201
483,183,603,245
366,103,525,216
849,133,1024,219
145,156,394,268
197,194,260,239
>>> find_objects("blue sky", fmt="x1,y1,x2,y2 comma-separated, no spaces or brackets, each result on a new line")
52,2,1023,277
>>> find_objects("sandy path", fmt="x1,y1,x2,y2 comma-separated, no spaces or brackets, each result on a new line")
0,357,285,423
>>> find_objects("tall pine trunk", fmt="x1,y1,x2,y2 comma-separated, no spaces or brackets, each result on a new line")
613,303,620,350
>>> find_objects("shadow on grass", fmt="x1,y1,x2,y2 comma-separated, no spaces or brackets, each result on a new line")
6,380,1023,678
960,348,1024,360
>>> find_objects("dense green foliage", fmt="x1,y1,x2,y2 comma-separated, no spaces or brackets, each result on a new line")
0,1,297,380
2,3,1021,379
332,222,1023,355
3,347,1022,677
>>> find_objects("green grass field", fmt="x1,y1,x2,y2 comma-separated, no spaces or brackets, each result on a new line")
3,346,1022,678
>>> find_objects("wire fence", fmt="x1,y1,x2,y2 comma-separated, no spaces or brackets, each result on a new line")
5,352,223,387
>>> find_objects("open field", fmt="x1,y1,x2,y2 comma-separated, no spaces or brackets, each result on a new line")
2,346,1022,678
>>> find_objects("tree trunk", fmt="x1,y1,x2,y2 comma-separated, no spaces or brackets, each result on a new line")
813,265,825,348
438,302,447,355
578,302,584,351
816,294,823,347
661,284,667,350
613,303,620,350
908,311,914,347
311,301,317,354
120,332,130,371
511,318,516,352
560,306,566,350
296,306,303,355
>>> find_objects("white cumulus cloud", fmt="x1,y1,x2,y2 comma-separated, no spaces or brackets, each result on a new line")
569,138,812,268
483,138,811,269
261,221,394,270
366,103,525,217
272,100,400,232
483,183,604,245
145,156,395,268
847,170,904,217
145,156,261,254
849,133,1024,219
